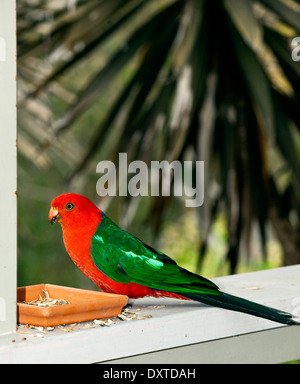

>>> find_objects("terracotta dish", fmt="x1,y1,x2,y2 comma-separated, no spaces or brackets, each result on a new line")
17,284,128,327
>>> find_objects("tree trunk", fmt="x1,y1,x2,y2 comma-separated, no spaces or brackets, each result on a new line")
269,205,300,266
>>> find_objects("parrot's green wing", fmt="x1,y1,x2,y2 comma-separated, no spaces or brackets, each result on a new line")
91,214,298,325
91,213,220,295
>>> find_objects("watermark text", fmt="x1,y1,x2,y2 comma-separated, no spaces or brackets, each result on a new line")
96,153,204,207
291,37,300,62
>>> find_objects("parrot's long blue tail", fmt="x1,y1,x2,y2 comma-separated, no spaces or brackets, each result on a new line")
181,291,299,325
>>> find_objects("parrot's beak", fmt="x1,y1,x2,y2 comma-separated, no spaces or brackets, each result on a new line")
49,207,61,224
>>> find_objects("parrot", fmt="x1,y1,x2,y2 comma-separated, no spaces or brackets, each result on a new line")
49,193,298,325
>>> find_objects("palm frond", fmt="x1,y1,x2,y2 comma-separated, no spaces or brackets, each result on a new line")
18,0,300,272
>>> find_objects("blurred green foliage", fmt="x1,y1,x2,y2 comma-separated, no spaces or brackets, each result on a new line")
17,0,300,287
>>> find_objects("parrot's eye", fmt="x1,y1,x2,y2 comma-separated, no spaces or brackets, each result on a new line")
65,202,75,211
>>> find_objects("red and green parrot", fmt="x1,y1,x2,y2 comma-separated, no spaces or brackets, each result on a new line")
49,193,298,325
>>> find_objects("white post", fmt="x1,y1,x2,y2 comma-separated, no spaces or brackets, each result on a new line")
0,0,17,335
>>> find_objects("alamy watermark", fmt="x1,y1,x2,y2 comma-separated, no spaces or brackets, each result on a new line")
291,37,300,62
96,153,204,208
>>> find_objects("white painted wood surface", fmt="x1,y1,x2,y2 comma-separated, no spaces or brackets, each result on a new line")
0,0,17,336
0,265,299,364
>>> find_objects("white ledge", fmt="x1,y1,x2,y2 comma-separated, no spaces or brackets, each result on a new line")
1,265,300,364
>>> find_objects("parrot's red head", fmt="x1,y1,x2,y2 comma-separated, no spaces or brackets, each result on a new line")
49,193,102,231
49,193,104,285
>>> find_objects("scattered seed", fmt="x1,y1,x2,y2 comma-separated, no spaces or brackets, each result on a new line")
244,286,263,290
19,289,70,307
42,290,49,299
58,324,76,332
17,303,155,334
94,318,115,327
93,319,105,325
83,323,95,329
34,333,44,338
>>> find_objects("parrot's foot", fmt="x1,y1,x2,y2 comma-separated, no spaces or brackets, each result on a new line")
123,299,136,310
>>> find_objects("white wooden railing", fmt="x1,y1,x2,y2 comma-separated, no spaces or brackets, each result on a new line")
0,265,300,364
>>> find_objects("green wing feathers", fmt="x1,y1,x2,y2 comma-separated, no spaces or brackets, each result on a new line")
91,214,220,295
91,214,299,325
